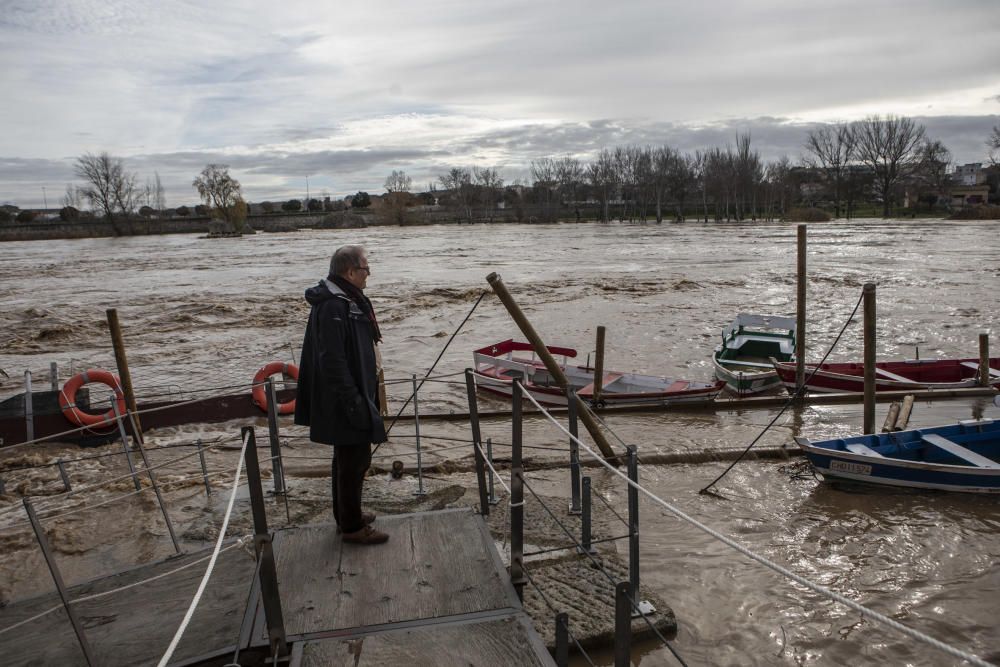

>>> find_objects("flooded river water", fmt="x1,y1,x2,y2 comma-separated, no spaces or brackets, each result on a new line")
0,219,998,665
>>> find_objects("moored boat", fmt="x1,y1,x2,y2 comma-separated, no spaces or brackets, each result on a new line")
712,314,796,396
474,339,725,407
795,419,1000,493
771,357,1000,394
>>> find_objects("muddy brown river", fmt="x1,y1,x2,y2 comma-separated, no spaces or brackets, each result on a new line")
1,219,998,665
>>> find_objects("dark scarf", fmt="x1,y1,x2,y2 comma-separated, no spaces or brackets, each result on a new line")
331,274,382,343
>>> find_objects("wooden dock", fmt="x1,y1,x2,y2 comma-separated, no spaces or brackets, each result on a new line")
0,508,553,666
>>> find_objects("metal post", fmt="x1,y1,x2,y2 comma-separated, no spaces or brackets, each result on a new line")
412,375,426,496
111,396,141,491
567,387,581,515
465,369,490,516
593,325,606,405
23,499,97,666
627,446,639,602
57,459,71,492
863,283,876,434
486,272,620,461
614,581,632,667
241,427,289,659
106,308,143,441
50,361,59,391
555,612,569,667
486,438,498,505
130,412,181,554
578,476,596,555
979,332,991,387
24,370,34,444
510,379,526,602
265,378,286,495
197,439,212,496
796,224,807,394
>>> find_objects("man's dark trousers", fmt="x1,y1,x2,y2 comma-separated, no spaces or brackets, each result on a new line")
332,444,373,533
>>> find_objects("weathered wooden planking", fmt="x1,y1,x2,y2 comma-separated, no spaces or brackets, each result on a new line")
269,509,517,639
0,540,256,667
297,614,552,666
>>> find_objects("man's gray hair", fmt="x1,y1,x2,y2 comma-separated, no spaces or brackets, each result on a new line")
330,245,366,277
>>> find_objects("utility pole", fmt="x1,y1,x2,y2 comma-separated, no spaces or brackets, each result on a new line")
42,186,48,211
306,176,310,206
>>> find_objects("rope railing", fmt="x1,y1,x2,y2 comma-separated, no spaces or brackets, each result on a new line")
157,429,251,667
518,381,996,667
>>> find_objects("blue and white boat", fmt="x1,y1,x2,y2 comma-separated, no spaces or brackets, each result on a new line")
795,418,1000,494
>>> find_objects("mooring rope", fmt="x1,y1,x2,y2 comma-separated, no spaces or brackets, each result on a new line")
156,429,250,667
699,289,865,495
377,290,489,447
518,383,996,667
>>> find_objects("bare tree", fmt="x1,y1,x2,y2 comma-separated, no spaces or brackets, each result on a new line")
473,166,503,222
666,152,697,221
530,158,558,221
61,183,82,208
74,152,138,226
384,169,413,193
587,149,616,223
989,125,1000,166
650,147,673,223
553,157,584,217
192,164,247,232
439,168,474,222
804,123,856,218
154,172,166,212
912,139,952,211
853,115,925,217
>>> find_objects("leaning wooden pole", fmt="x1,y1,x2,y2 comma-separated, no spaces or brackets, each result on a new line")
795,225,807,394
486,272,620,461
863,283,877,434
106,308,143,441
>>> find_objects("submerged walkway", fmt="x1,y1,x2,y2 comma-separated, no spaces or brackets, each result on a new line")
0,508,553,666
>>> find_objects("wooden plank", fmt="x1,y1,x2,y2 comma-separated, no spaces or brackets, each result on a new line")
299,614,553,666
0,541,256,667
960,361,1000,378
273,509,515,639
874,367,916,383
922,434,999,468
845,443,884,457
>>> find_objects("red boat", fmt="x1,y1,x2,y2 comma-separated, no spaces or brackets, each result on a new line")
770,357,1000,394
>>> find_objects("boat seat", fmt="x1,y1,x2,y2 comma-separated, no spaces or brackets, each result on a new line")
875,368,916,383
959,361,1000,378
664,380,689,392
922,433,999,468
845,443,884,457
576,372,622,396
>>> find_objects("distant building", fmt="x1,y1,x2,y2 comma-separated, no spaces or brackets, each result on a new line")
949,185,990,207
953,163,987,186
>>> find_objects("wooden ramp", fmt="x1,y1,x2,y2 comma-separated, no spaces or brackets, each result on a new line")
0,509,552,666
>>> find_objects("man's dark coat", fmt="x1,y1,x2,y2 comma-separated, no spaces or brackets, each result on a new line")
294,279,387,446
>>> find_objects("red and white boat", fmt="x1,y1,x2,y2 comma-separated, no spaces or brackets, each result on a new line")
474,340,725,407
770,356,1000,394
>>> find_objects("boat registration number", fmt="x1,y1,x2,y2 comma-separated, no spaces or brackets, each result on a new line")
830,460,872,476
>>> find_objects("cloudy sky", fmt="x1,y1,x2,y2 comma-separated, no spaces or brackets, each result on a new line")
1,0,998,208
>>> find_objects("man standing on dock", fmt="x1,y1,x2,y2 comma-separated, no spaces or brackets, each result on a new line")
295,245,389,545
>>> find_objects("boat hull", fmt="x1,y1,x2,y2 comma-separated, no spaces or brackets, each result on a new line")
796,420,1000,494
712,357,782,396
773,357,1000,394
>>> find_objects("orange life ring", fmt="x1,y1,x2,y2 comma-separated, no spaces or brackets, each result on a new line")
59,369,127,428
252,362,299,414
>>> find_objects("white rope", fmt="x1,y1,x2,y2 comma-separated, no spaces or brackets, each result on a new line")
156,430,250,667
0,537,251,638
517,382,996,667
474,440,511,495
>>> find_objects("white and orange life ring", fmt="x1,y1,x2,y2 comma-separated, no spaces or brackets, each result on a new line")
252,362,298,414
59,369,127,428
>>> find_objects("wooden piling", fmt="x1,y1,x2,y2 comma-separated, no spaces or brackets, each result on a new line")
882,403,901,433
979,332,990,387
896,394,915,431
863,283,876,434
593,326,607,405
486,272,620,461
106,308,143,441
796,224,807,394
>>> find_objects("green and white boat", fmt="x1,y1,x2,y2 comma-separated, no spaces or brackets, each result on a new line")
713,314,796,396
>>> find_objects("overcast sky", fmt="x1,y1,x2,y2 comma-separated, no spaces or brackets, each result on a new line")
1,0,999,207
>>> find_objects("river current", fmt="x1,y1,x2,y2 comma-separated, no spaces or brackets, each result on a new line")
0,219,998,665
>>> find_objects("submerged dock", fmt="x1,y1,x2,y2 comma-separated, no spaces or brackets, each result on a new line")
0,509,554,666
